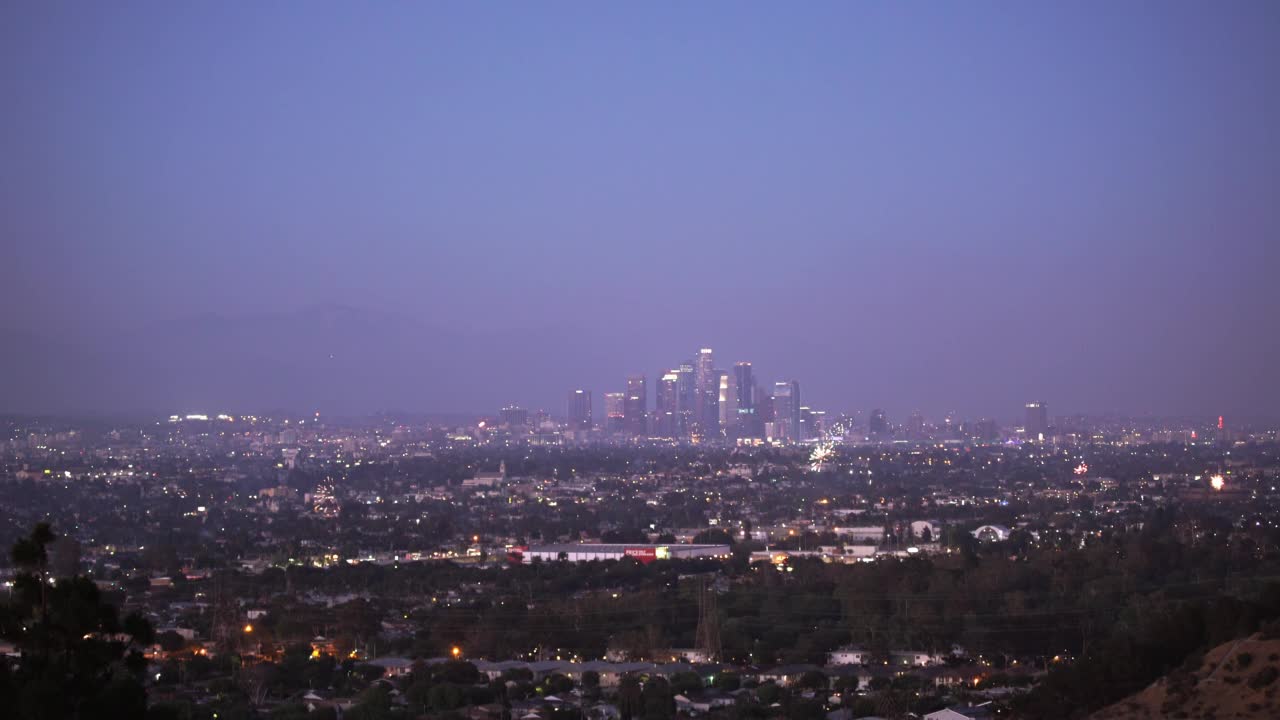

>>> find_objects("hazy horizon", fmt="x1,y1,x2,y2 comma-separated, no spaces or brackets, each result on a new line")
0,303,1272,424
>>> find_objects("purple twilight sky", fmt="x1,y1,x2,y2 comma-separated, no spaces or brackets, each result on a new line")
1,2,1277,421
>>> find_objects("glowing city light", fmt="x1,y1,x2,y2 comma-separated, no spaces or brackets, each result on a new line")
1210,474,1225,491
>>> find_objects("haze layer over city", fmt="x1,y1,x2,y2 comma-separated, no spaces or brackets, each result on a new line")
2,3,1279,720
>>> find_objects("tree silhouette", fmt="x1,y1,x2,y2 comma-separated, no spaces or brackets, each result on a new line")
1,523,155,720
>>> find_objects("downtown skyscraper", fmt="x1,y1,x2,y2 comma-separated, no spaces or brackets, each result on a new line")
676,361,696,435
718,370,738,433
657,370,681,438
604,392,626,434
772,380,800,441
694,348,719,436
1025,401,1049,440
567,389,593,431
733,361,758,437
625,375,647,436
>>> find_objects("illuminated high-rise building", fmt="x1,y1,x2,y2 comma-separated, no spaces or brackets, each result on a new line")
772,380,800,441
566,389,593,431
799,406,824,440
809,408,826,438
676,361,696,436
500,405,529,428
657,370,680,437
718,370,738,433
1025,401,1048,440
604,392,626,434
732,362,757,435
625,375,647,436
694,348,719,435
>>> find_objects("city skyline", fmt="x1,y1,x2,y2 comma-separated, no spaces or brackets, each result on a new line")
0,305,1271,425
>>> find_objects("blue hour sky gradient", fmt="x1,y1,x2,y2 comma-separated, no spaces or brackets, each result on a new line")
1,2,1277,419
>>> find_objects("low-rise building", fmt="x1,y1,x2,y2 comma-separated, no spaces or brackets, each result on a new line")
519,543,731,564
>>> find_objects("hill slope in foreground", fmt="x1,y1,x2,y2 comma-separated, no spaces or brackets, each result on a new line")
1092,633,1280,719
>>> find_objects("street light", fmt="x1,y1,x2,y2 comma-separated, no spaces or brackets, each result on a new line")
243,624,253,634
451,646,462,659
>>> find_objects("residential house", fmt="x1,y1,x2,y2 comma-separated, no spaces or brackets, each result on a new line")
674,690,735,715
827,647,870,665
756,664,823,687
924,704,994,720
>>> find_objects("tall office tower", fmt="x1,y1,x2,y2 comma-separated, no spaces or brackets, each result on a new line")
733,362,757,435
868,408,889,436
694,348,719,434
757,382,774,425
798,406,815,440
718,370,738,434
604,392,626,434
657,370,680,437
733,362,755,411
566,389,593,431
772,380,800,441
676,361,696,437
625,375,647,436
500,405,529,428
1025,402,1048,440
970,418,998,442
808,409,827,438
906,411,926,439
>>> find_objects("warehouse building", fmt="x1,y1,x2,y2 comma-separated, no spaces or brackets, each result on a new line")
518,543,731,564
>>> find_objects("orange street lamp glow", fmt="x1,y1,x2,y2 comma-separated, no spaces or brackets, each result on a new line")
451,646,462,659
243,624,253,634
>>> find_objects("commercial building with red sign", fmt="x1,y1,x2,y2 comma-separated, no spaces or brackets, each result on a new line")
518,543,730,564
624,547,657,564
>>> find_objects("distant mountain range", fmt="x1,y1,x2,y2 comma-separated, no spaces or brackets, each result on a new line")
0,305,590,416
